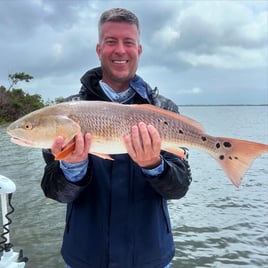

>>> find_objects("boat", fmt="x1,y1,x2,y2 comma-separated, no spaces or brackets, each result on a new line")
0,174,27,268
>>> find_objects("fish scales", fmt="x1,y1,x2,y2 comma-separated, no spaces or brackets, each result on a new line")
6,100,268,187
67,101,200,145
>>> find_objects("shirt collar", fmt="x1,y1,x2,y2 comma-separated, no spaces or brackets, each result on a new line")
99,74,152,104
99,80,136,103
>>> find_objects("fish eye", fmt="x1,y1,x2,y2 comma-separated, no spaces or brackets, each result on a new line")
24,123,33,130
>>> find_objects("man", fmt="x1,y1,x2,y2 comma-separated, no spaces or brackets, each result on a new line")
41,8,192,268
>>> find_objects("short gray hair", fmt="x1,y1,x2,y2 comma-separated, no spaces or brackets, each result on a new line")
98,8,140,37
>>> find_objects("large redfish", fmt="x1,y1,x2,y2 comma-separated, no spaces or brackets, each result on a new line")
6,101,268,187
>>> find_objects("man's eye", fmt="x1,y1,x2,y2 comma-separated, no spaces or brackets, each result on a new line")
125,40,136,46
125,41,134,46
106,40,116,45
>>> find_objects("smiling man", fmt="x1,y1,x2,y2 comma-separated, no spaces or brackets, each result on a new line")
41,8,192,268
96,18,142,91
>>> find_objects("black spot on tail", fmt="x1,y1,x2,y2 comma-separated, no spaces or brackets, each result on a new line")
216,143,221,149
223,141,232,148
202,136,207,141
219,155,224,160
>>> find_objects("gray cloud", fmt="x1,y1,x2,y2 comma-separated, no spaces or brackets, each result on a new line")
0,0,267,104
141,1,267,71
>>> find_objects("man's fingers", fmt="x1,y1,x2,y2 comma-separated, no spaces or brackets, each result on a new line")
137,122,151,153
51,136,65,155
147,124,161,152
84,133,92,153
51,133,92,162
131,124,143,154
124,122,162,168
72,133,85,155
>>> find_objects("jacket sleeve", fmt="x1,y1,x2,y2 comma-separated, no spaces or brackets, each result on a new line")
41,149,92,203
146,151,192,200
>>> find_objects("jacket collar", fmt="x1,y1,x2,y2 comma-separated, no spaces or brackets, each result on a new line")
80,67,153,103
130,74,152,103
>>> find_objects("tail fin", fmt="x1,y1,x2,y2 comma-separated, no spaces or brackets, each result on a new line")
213,137,268,187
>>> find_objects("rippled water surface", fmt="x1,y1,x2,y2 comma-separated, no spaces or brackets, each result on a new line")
0,106,267,268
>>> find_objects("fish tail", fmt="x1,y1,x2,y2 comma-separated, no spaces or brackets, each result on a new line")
212,137,268,187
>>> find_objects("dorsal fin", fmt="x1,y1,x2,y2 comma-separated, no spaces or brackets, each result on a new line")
131,104,205,133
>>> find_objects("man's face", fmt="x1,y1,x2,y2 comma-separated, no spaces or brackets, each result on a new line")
96,22,142,91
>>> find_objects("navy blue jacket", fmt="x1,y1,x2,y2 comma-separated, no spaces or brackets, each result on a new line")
41,67,192,268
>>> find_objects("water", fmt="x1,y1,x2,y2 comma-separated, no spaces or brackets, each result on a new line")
0,106,267,268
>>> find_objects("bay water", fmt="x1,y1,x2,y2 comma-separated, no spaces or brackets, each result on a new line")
0,106,267,268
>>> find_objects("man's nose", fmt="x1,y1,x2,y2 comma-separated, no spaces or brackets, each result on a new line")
114,41,126,54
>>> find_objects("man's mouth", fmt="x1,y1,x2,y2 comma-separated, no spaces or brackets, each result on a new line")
112,60,128,64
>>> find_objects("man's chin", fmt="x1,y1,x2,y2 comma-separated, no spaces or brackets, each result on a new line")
112,72,132,82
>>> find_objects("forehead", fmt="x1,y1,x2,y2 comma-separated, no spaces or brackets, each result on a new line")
100,21,139,40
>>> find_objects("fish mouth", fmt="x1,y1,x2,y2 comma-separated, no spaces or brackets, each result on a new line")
10,136,34,147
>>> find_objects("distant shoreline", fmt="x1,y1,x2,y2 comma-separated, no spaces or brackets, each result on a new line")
178,104,268,107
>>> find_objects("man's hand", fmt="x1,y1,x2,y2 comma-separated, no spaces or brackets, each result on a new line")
124,122,162,169
51,133,92,163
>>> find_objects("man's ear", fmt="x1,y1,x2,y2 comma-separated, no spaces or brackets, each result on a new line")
138,44,142,56
96,44,101,59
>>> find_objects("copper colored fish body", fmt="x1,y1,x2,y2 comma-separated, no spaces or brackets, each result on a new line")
6,101,268,187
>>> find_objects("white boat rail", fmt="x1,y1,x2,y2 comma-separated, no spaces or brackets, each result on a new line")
0,175,27,268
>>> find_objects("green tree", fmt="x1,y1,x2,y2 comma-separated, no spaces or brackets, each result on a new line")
8,72,34,90
55,96,65,103
0,73,44,124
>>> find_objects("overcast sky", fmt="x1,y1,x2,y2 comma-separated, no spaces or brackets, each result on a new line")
0,0,267,105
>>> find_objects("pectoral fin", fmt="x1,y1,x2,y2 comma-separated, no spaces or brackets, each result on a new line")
55,142,75,160
55,144,114,161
